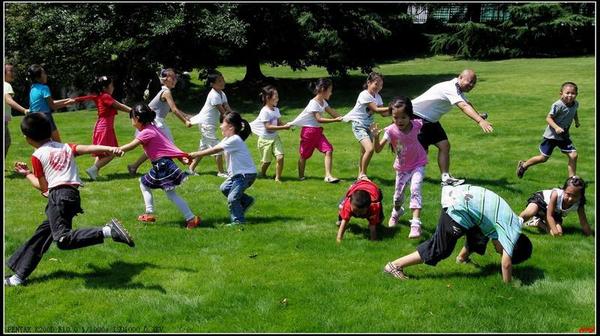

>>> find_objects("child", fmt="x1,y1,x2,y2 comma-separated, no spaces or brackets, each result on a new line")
27,64,76,142
289,78,343,182
188,70,232,177
336,179,384,242
383,184,533,284
4,63,29,157
189,112,257,226
341,72,390,180
127,68,192,175
5,113,134,287
81,76,132,180
520,175,592,236
372,96,427,239
119,104,201,229
249,85,292,182
517,82,581,178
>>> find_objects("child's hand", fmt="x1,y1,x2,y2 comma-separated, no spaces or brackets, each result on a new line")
554,126,565,134
14,161,31,176
180,156,191,165
66,98,77,105
284,123,292,130
370,123,381,136
110,147,124,157
185,121,193,128
550,225,563,236
334,116,343,122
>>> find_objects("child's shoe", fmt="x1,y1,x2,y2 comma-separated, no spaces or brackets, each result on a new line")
4,275,25,287
383,262,408,279
524,216,540,227
107,218,135,247
516,161,527,179
186,216,201,230
324,176,340,183
225,220,243,227
408,219,422,239
388,207,404,227
138,213,156,222
86,166,99,180
217,172,229,178
441,174,464,186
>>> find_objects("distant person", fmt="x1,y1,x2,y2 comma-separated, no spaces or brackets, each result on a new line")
4,63,29,157
188,70,232,177
127,68,192,176
383,184,532,284
189,112,257,226
342,72,390,181
120,104,201,229
517,82,580,179
5,113,134,287
27,64,77,142
372,96,427,239
249,85,292,182
412,69,493,186
520,176,592,236
336,179,384,242
289,78,343,183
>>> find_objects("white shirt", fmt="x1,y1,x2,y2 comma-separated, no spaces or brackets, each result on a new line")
542,188,579,216
4,81,14,123
412,78,467,122
289,98,329,127
342,90,383,125
190,88,228,126
250,106,281,139
31,141,83,190
219,135,257,176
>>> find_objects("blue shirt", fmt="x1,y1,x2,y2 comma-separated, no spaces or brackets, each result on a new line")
29,83,52,113
441,185,523,256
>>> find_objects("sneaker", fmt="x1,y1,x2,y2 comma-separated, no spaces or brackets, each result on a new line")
107,218,135,247
138,213,156,222
126,164,137,176
324,176,340,183
86,166,98,180
524,216,541,227
217,172,229,178
186,216,201,230
441,175,464,186
383,262,409,280
185,169,199,176
516,160,526,179
388,213,399,227
242,197,255,213
4,275,25,287
408,220,422,239
225,220,243,227
298,176,306,181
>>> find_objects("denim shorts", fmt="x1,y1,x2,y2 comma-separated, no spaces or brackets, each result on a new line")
351,121,372,142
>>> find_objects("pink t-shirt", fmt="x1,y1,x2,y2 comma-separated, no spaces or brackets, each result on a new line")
382,119,428,172
136,124,187,161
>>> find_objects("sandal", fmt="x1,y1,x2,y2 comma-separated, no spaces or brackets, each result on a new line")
138,213,156,222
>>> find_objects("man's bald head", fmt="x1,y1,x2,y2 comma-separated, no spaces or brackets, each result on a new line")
457,69,477,92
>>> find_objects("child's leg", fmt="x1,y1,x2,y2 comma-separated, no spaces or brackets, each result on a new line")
409,167,425,220
165,190,195,221
93,154,116,172
275,155,284,181
391,171,411,220
260,161,271,177
324,151,334,178
216,154,226,174
566,151,577,177
358,137,374,177
390,251,423,269
129,152,148,174
298,157,307,179
220,175,244,222
6,220,54,280
139,181,155,214
519,203,540,222
523,154,548,170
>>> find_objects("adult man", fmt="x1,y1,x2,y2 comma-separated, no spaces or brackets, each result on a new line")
4,63,29,157
412,69,493,186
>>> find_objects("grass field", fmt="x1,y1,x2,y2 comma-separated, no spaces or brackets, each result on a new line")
3,56,596,333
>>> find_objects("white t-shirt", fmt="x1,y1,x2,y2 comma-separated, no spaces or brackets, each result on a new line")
412,78,467,122
4,81,14,123
342,90,383,125
542,188,579,217
219,135,257,176
31,141,83,190
250,106,281,139
190,88,228,126
289,98,329,127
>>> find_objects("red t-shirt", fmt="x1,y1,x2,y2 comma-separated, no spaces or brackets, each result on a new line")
94,92,117,118
339,180,382,226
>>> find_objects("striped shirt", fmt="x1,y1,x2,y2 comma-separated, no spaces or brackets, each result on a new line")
441,185,522,256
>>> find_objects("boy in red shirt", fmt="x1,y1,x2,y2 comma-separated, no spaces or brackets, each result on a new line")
336,179,384,242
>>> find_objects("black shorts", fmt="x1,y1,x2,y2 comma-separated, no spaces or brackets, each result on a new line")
417,209,489,266
417,118,448,150
526,192,562,224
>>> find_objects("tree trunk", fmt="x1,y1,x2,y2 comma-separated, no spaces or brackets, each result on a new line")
242,52,266,83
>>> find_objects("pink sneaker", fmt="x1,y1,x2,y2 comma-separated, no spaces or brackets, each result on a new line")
408,219,422,239
388,213,399,227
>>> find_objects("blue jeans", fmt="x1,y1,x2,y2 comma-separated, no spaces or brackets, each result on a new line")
220,173,257,223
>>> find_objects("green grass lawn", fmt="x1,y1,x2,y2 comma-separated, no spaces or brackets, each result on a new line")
3,56,595,333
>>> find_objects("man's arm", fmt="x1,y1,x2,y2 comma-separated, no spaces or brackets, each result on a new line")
456,101,493,133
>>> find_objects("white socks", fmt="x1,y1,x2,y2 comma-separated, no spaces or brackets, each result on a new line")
102,225,112,238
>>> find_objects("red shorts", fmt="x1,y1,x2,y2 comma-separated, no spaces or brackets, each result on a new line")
299,127,333,159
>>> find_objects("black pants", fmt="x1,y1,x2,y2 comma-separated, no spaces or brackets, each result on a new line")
6,186,105,279
416,208,489,266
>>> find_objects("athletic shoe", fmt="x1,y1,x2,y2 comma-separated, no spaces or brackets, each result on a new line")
516,160,526,179
408,220,422,239
225,220,243,227
524,216,541,227
298,176,306,181
107,218,135,247
388,207,404,227
126,164,137,176
138,213,156,222
324,176,340,183
85,167,98,180
383,262,409,280
4,276,25,287
441,175,464,186
186,216,201,230
217,172,229,178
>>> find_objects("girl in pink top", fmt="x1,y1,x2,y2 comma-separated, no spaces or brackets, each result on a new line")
120,104,201,230
372,96,428,239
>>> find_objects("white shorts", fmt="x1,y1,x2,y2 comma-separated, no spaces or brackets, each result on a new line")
198,124,223,156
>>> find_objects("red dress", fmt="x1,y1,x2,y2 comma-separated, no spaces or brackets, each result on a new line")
91,93,118,157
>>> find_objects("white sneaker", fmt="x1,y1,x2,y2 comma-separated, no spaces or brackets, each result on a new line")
86,166,98,180
525,216,541,227
388,207,404,227
441,175,464,186
408,219,422,239
217,172,229,178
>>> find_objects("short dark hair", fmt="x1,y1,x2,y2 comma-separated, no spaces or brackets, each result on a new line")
309,78,333,95
21,113,52,141
27,64,44,83
511,234,532,265
129,103,156,124
350,190,371,209
563,175,586,207
561,81,578,93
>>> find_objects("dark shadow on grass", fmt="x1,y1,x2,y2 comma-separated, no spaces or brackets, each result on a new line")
245,215,303,225
345,222,400,241
405,262,545,285
512,265,545,285
27,261,195,292
84,172,140,182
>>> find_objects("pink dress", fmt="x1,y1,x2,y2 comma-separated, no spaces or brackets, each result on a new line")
91,93,118,157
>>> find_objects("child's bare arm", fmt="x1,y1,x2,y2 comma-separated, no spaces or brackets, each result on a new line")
574,112,580,128
265,120,291,131
336,219,349,243
545,191,563,236
314,112,342,123
75,144,123,157
500,250,513,283
189,146,224,159
546,115,564,134
163,90,190,125
577,206,593,236
120,139,142,153
14,162,47,192
370,124,387,153
112,100,132,113
367,102,390,116
324,106,341,118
